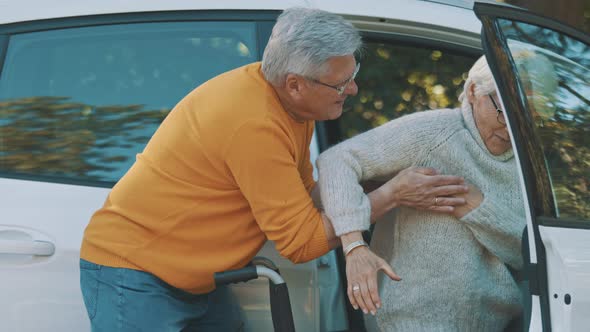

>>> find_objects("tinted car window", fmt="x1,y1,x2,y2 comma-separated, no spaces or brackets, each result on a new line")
499,19,590,220
0,22,258,183
328,42,477,142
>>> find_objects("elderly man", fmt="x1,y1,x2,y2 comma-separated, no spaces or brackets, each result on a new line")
79,7,466,331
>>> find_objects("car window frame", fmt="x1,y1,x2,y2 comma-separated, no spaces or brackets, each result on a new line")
0,10,280,188
474,1,590,331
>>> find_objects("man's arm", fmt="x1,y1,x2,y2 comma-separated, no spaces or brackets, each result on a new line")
225,120,330,263
316,181,403,250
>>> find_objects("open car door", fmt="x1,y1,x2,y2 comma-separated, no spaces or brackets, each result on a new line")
474,1,590,331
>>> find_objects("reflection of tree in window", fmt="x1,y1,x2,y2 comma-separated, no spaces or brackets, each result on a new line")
0,22,258,184
536,72,590,218
501,20,590,218
499,20,590,68
0,96,169,182
340,44,476,139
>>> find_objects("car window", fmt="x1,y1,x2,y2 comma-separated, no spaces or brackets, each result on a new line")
498,19,590,220
325,41,478,144
0,21,258,184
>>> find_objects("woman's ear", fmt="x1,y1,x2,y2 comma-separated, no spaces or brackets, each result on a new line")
467,84,476,103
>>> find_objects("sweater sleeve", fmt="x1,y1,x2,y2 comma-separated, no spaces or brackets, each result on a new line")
301,133,317,194
317,110,450,236
302,159,317,194
460,193,526,270
225,119,329,263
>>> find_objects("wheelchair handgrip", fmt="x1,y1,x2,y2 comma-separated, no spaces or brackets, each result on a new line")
214,266,258,286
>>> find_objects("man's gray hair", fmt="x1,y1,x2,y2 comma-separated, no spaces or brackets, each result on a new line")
262,7,362,86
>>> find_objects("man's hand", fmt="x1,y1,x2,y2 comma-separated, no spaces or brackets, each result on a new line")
341,232,400,315
381,166,469,213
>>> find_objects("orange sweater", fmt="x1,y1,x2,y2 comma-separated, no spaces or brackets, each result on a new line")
80,62,329,294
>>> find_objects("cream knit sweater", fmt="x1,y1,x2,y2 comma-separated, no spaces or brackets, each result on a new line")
317,105,525,331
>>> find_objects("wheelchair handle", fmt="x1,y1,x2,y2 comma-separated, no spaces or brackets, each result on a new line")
214,259,295,332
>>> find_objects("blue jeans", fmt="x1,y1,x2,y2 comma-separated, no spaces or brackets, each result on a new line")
79,259,243,332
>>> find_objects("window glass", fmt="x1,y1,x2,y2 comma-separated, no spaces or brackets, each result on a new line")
334,42,478,141
499,19,590,219
0,21,257,183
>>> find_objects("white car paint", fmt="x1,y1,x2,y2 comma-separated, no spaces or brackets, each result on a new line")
0,0,480,34
2,0,587,331
0,2,480,331
539,226,590,332
0,178,109,331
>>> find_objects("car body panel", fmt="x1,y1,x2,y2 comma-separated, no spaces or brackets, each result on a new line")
538,226,590,331
3,0,588,331
0,0,480,34
0,178,106,331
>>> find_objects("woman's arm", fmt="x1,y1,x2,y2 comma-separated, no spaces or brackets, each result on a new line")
317,110,467,236
454,184,525,270
317,110,470,315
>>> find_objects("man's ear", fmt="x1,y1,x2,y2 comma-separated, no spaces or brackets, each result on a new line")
285,73,304,98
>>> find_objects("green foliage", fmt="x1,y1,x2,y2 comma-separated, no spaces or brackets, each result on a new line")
340,43,475,139
538,103,590,219
500,20,590,219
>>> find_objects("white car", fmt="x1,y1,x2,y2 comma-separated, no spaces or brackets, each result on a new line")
0,0,588,331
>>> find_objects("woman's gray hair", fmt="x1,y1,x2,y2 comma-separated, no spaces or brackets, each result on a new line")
459,55,497,108
459,49,558,118
262,7,362,86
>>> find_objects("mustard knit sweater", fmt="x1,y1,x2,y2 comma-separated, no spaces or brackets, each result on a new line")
81,62,329,294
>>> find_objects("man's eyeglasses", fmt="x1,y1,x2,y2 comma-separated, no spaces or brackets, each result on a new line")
488,94,506,125
309,63,360,96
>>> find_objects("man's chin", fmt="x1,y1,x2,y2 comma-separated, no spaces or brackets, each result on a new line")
326,107,344,120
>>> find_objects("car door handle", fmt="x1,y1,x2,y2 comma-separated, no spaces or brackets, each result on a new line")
0,239,55,256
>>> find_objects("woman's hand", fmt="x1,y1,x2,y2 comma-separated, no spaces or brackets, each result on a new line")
380,166,470,213
451,183,484,218
341,232,400,315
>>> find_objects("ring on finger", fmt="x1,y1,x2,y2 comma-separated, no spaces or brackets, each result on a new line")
352,284,360,292
434,197,440,205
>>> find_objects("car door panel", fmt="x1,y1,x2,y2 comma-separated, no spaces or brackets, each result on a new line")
538,225,590,331
0,13,329,332
475,1,590,330
0,179,108,331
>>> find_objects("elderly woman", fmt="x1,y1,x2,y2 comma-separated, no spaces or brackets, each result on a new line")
317,55,526,331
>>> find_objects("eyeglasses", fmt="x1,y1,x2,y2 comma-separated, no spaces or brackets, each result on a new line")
309,63,360,96
488,94,506,125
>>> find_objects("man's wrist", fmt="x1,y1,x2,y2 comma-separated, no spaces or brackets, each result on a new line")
343,240,369,256
341,231,364,245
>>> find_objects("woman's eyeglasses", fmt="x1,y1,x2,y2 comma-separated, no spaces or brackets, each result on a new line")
488,95,506,125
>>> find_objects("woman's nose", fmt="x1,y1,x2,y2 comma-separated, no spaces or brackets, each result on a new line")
345,79,358,96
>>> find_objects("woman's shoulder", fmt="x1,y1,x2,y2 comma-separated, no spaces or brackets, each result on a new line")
355,108,464,151
388,108,464,134
402,107,461,122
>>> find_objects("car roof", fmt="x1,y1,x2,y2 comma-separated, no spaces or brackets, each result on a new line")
0,0,481,34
